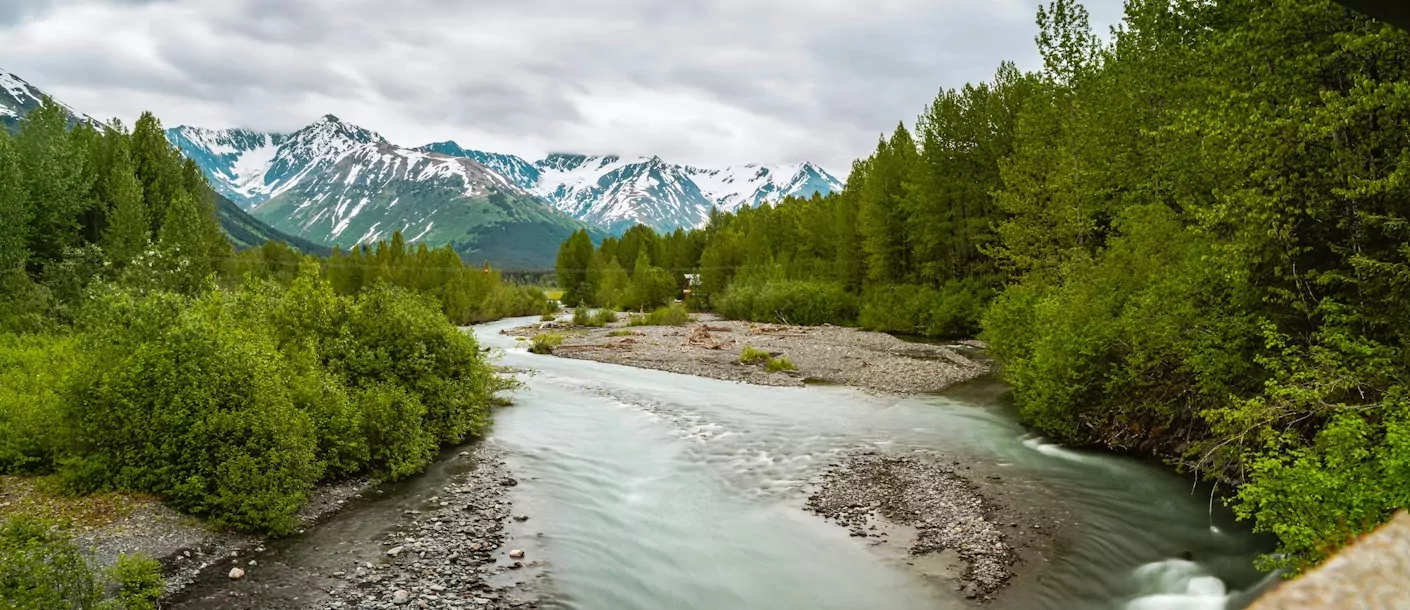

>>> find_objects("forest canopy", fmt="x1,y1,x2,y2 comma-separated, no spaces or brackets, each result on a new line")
556,0,1410,573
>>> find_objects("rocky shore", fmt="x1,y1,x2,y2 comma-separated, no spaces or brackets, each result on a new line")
805,452,1018,602
309,443,539,610
512,314,991,394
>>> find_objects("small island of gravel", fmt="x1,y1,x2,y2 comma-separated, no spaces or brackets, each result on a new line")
507,312,991,394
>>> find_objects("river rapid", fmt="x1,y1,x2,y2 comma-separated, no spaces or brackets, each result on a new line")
171,316,1278,609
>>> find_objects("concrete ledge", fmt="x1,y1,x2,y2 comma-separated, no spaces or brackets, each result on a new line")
1251,512,1410,609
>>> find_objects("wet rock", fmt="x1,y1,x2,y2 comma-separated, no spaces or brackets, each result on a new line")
509,549,525,559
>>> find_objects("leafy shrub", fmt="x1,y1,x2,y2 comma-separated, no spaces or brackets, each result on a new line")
573,308,616,327
109,553,164,610
334,285,496,445
0,333,75,474
529,333,565,354
0,515,107,609
739,345,770,365
714,280,858,326
0,516,165,610
860,278,995,338
628,303,690,327
356,383,435,481
65,288,320,534
765,356,797,373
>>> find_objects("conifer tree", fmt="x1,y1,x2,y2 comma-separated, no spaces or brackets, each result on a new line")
101,140,149,268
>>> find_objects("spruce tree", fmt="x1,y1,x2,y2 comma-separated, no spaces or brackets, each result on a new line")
101,140,149,268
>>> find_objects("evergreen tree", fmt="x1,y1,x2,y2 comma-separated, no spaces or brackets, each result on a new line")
100,139,149,268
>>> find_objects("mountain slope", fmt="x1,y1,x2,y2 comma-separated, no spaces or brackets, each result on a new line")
420,145,845,233
172,116,598,268
0,68,100,131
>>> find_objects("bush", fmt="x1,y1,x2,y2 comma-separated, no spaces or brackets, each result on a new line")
0,516,164,610
109,553,164,610
714,280,858,326
765,356,797,372
529,333,565,354
356,383,435,481
628,303,690,327
739,345,770,365
573,308,616,327
0,515,107,609
65,287,320,535
860,278,995,338
0,333,75,474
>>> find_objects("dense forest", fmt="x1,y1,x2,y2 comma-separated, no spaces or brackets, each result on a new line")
556,0,1410,573
0,102,546,607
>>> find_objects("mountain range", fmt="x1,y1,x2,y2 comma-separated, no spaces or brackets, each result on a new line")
2,66,844,268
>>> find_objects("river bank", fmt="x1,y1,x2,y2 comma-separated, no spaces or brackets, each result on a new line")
509,313,992,394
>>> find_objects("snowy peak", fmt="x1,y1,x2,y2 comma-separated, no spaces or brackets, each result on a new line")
424,145,845,232
0,68,101,130
165,126,286,203
415,141,541,191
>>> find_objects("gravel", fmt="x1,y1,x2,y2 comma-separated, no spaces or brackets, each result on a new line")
310,443,540,610
806,451,1016,601
67,478,369,597
513,314,991,394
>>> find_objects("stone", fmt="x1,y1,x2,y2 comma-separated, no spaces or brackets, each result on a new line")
508,549,525,559
228,567,245,580
391,589,411,605
387,546,404,557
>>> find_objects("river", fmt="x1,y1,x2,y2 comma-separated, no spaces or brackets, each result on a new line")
172,316,1278,609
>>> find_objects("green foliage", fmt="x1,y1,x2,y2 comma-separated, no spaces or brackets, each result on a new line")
108,553,163,610
714,280,859,327
573,307,616,328
555,229,595,306
0,515,107,610
765,356,797,373
628,303,690,327
738,345,770,365
529,333,565,355
860,279,994,338
0,333,75,474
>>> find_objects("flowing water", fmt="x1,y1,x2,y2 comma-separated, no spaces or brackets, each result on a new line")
174,316,1278,609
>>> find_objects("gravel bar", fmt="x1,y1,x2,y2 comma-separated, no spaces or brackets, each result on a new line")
806,452,1017,602
512,314,991,394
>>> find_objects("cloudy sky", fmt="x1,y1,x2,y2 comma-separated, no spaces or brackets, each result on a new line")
0,0,1122,174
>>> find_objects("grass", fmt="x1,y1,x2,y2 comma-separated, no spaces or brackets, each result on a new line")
0,476,154,528
765,356,798,372
738,345,797,372
528,333,565,354
739,345,771,365
627,303,691,327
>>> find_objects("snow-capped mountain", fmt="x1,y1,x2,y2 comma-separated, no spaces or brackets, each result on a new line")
169,116,594,268
417,145,845,233
0,68,101,131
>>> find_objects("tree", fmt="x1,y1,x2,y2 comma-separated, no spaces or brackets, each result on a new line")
555,229,594,306
101,139,149,269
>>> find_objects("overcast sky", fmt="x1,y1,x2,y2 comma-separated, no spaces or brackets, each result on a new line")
0,0,1123,174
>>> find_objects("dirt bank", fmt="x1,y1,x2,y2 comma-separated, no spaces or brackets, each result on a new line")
510,313,991,394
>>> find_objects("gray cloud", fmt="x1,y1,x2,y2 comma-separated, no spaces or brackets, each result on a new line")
0,0,1124,173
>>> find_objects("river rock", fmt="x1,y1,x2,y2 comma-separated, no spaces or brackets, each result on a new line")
228,567,245,580
386,546,404,557
391,589,410,604
508,549,525,559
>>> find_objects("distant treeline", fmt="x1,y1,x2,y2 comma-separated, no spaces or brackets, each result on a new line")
555,0,1410,574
